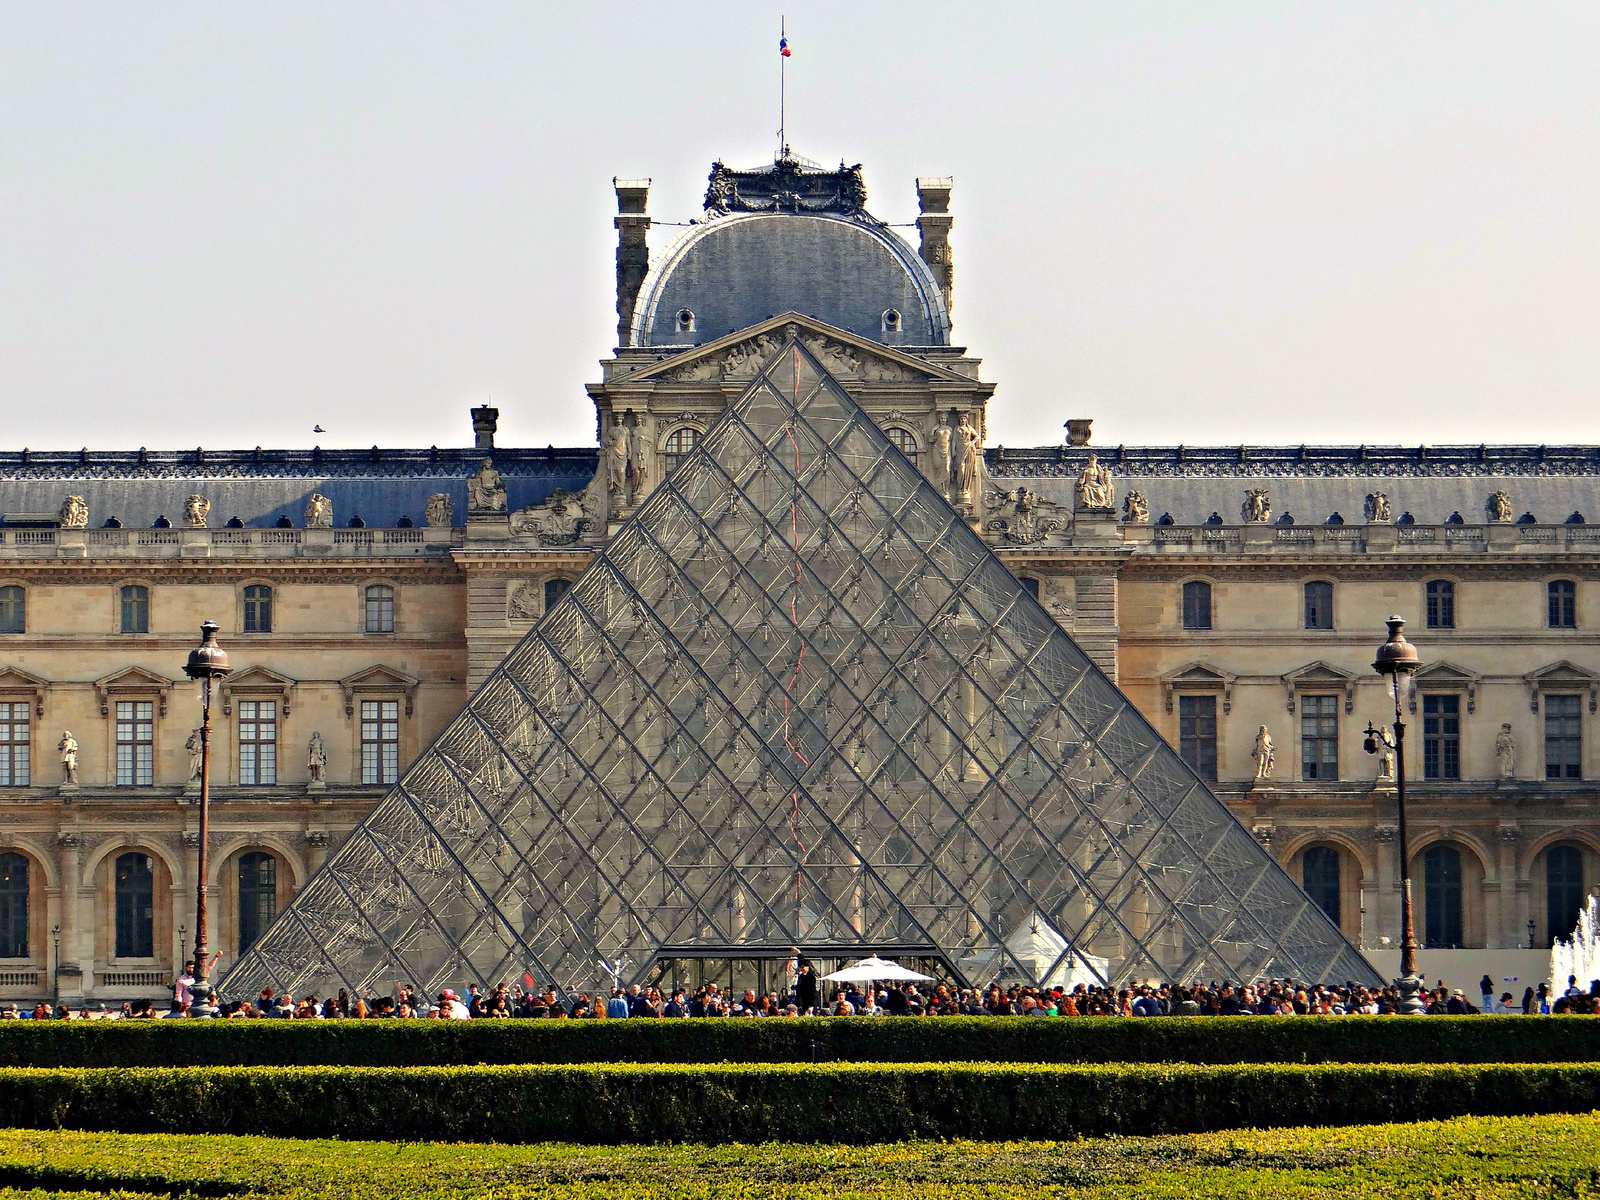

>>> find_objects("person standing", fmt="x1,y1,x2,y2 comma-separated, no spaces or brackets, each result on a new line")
795,963,820,1014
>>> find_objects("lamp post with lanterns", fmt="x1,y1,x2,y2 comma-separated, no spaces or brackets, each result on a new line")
183,620,230,1016
1363,615,1424,1015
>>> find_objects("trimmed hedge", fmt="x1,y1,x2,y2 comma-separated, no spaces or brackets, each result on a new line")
1,1061,1599,1143
0,1014,1595,1069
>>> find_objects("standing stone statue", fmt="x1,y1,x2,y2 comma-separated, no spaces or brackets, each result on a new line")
1364,492,1392,523
1251,726,1275,781
307,732,328,783
305,492,333,528
606,424,631,498
1123,490,1149,524
926,425,952,497
58,731,78,785
1496,723,1516,779
186,728,204,783
425,493,454,528
183,494,210,528
1489,490,1513,523
1242,489,1272,524
1075,453,1115,511
952,416,983,507
1377,743,1396,781
58,495,89,529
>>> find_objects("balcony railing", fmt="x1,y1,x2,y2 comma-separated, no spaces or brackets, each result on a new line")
0,526,454,560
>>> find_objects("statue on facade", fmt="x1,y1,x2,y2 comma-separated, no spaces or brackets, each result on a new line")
1251,726,1275,781
305,492,333,528
307,732,327,783
1363,492,1391,523
183,494,210,528
57,731,78,785
926,424,952,497
1242,489,1271,524
425,493,453,528
1489,490,1513,523
1123,490,1149,524
1075,453,1115,512
1377,743,1396,781
466,458,507,514
507,581,541,620
952,416,983,507
185,728,204,783
58,495,88,529
606,424,631,497
1496,723,1516,780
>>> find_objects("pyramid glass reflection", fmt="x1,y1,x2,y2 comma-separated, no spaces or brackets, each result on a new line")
221,337,1379,1001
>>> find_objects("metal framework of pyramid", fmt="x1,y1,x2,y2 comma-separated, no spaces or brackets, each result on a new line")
222,336,1379,1002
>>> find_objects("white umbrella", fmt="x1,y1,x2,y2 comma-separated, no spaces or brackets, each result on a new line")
822,955,934,983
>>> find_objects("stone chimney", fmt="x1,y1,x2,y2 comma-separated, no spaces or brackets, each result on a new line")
613,178,652,345
1066,419,1093,447
471,405,499,451
916,177,954,319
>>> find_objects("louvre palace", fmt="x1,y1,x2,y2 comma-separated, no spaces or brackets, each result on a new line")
0,152,1594,1008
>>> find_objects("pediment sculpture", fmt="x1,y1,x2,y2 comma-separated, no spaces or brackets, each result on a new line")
511,488,594,546
800,334,920,382
984,486,1066,545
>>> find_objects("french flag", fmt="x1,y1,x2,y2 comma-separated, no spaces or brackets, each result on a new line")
779,36,791,57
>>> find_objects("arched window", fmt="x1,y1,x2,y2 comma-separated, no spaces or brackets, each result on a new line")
1549,580,1577,628
0,587,23,635
0,853,27,958
114,852,154,958
1423,845,1463,948
544,579,571,612
1304,581,1334,630
1425,580,1455,629
364,585,394,633
1182,581,1212,631
238,851,277,954
243,584,272,633
1302,846,1341,925
119,585,149,634
885,427,918,467
1546,845,1585,948
662,428,699,475
1019,577,1040,602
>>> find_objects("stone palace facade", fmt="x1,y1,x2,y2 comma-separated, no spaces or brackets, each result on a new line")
0,154,1595,1005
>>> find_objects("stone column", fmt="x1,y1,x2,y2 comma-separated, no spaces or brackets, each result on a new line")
55,832,86,1005
916,178,954,318
1373,825,1398,952
1494,823,1521,948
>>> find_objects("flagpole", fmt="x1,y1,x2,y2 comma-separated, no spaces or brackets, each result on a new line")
780,16,786,159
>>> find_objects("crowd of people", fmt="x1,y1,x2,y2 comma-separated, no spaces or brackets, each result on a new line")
6,962,1598,1020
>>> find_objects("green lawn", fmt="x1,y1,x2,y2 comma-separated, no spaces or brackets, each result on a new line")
0,1115,1596,1198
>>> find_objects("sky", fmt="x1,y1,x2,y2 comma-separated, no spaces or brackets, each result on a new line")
2,3,1598,453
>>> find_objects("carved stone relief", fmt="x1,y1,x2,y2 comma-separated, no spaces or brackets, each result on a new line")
983,486,1065,545
425,493,453,528
305,493,333,528
1363,492,1391,523
1122,490,1149,524
1242,489,1271,523
184,494,210,528
511,488,593,546
507,581,542,621
59,496,88,529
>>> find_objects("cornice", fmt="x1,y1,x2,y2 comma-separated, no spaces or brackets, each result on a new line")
0,562,465,583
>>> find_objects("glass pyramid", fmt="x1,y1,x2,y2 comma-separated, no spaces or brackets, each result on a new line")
221,335,1379,1002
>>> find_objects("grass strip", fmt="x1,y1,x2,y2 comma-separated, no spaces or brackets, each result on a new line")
1,1115,1600,1198
1,1014,1596,1069
1,1061,1598,1143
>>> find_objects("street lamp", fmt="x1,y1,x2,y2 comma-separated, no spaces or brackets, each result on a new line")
183,620,231,1017
51,924,59,1006
1364,615,1423,1014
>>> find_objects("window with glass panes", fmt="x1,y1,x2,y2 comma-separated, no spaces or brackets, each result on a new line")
1550,580,1577,628
237,701,277,785
1425,580,1455,629
0,587,23,634
119,585,148,634
0,853,26,958
662,427,699,474
238,851,276,953
1423,845,1463,948
1422,694,1460,779
1545,845,1584,948
1302,846,1341,926
1300,695,1339,779
1304,581,1334,629
114,852,154,958
885,427,918,467
243,584,272,633
0,702,29,787
543,579,570,612
1178,694,1217,781
361,700,399,784
1545,694,1583,779
1181,581,1212,630
115,701,154,786
364,585,394,633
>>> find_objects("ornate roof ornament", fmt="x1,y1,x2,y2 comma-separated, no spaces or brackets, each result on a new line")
703,156,868,218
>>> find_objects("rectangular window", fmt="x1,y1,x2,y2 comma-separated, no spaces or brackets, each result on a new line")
1304,582,1334,630
1177,694,1217,782
361,700,400,784
1550,581,1577,629
238,700,277,786
1545,694,1582,780
1422,694,1460,780
115,701,154,787
1300,695,1339,780
1426,580,1455,629
1182,582,1212,631
0,702,29,786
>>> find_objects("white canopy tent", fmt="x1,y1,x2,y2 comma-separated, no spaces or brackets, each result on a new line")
822,955,935,984
958,914,1112,988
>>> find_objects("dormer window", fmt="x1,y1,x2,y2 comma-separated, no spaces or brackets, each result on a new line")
676,309,696,334
882,309,902,333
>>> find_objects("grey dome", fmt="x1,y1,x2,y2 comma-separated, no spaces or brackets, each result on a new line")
631,212,950,348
